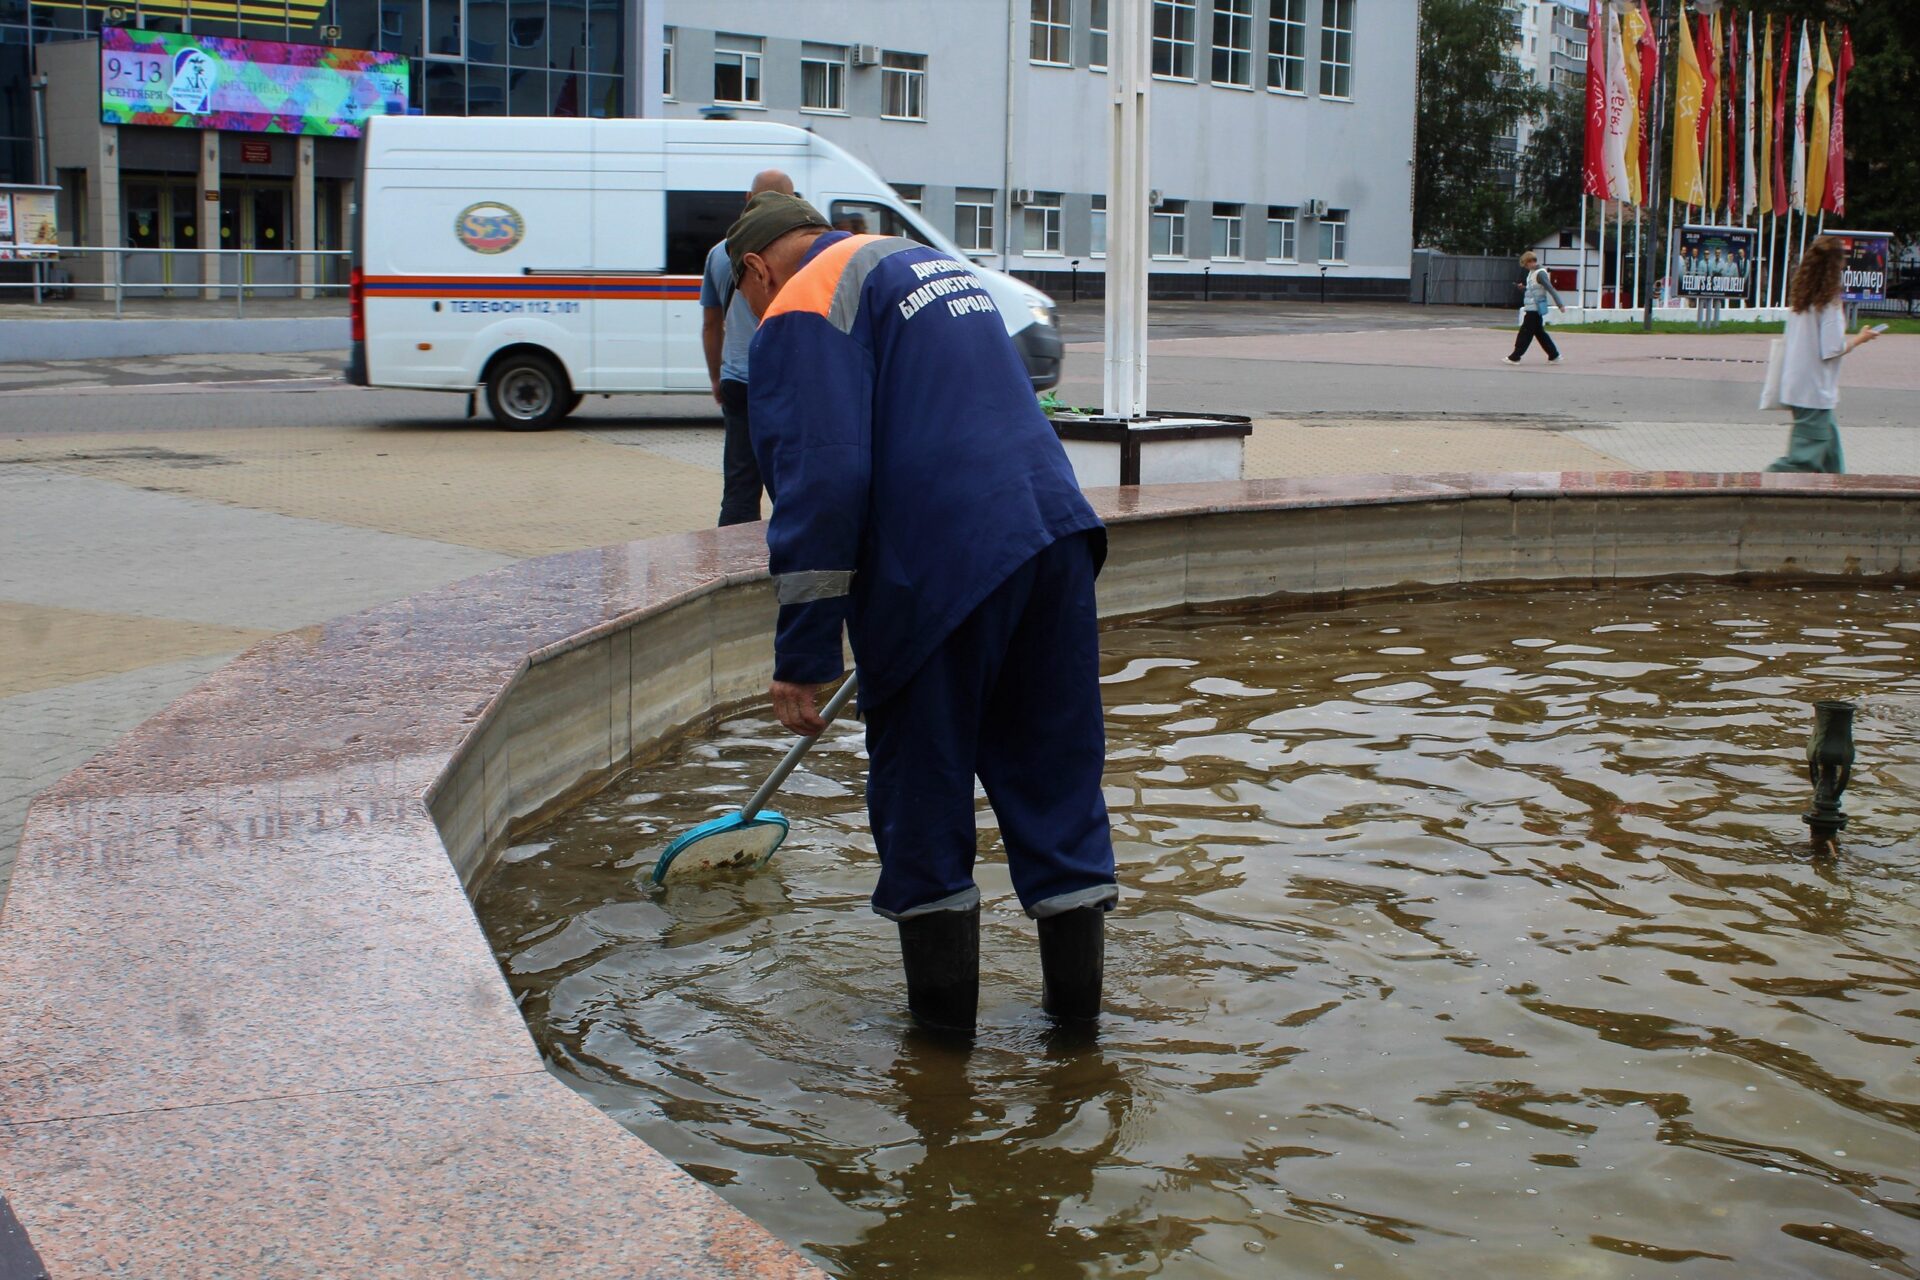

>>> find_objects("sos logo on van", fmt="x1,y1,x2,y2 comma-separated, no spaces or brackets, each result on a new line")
455,202,525,255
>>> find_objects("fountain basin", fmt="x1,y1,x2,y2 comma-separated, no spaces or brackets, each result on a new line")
2,473,1918,1277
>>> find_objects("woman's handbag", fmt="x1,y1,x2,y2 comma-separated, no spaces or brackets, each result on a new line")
1758,338,1787,411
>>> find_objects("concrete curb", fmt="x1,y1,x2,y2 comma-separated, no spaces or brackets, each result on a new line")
0,317,349,360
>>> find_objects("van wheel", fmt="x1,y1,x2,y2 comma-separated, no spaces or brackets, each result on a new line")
485,352,570,430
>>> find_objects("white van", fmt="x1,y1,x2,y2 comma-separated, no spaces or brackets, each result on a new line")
347,116,1062,429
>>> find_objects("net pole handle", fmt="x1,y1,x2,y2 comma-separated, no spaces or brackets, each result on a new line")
741,675,859,818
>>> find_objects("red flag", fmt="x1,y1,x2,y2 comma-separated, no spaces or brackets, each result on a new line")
1725,10,1740,212
554,48,580,116
1697,9,1716,171
1636,0,1656,196
1583,0,1610,197
1772,21,1790,212
1824,27,1853,214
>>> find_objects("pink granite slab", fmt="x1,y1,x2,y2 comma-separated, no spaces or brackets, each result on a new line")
2,473,1917,1278
1,1071,816,1279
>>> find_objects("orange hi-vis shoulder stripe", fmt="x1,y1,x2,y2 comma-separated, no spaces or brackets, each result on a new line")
763,235,886,322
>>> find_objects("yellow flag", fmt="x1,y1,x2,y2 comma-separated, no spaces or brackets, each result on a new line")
1672,6,1705,206
1805,24,1834,213
1759,16,1774,216
1621,2,1647,205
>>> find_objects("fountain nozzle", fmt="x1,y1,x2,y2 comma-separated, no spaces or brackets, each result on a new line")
1804,700,1856,857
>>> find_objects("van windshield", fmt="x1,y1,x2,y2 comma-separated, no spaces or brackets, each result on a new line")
829,200,931,246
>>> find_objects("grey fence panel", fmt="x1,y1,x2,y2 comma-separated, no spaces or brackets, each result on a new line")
1413,251,1522,307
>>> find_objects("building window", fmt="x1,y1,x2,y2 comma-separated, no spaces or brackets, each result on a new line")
1090,194,1107,257
882,51,927,120
955,188,996,252
1151,198,1186,258
1267,0,1306,92
1210,202,1243,260
1030,0,1071,66
1320,0,1354,99
1152,0,1195,79
801,43,846,112
1023,192,1063,255
714,33,763,106
894,183,925,210
1318,208,1347,262
1267,205,1297,261
1211,0,1252,88
661,26,674,98
1090,0,1108,70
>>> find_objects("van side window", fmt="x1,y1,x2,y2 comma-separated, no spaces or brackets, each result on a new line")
829,200,928,245
667,191,749,276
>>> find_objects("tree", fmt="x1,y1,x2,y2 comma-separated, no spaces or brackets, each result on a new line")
1521,84,1588,235
1415,0,1551,253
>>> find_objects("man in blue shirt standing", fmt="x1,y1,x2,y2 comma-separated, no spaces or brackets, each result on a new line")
725,192,1117,1037
700,170,793,526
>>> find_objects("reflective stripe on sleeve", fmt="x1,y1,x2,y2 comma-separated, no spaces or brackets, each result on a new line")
773,570,854,605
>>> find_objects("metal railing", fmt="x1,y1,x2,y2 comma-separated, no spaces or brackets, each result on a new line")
0,246,352,316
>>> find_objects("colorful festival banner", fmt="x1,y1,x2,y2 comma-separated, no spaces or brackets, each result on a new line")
1823,28,1852,215
1742,14,1757,216
1790,21,1811,213
1758,15,1773,216
99,27,408,138
1805,26,1833,215
1772,18,1789,213
1603,4,1633,201
1671,5,1705,206
1583,0,1610,198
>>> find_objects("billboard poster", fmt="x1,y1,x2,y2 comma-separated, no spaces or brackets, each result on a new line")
0,193,13,243
10,191,59,259
1825,230,1892,303
1675,225,1756,301
99,27,408,139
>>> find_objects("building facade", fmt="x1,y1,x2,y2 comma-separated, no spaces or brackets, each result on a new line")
1502,0,1586,176
661,0,1417,299
2,0,662,286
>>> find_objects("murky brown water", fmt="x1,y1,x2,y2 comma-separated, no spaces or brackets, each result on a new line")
477,583,1920,1279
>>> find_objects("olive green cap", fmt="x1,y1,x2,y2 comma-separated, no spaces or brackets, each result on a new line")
726,192,830,283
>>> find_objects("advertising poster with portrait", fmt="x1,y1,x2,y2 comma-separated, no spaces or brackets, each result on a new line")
10,191,59,259
1675,225,1756,301
99,27,408,138
1824,230,1892,304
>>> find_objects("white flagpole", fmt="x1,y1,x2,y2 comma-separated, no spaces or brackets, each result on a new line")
1614,203,1625,311
1633,205,1643,317
1578,194,1589,312
1663,198,1676,310
1103,0,1150,419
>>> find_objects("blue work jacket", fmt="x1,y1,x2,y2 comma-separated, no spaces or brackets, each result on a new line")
748,231,1103,708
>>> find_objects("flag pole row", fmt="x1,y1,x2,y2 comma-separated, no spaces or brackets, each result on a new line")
1581,0,1853,316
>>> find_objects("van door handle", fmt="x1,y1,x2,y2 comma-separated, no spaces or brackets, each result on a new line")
521,267,669,277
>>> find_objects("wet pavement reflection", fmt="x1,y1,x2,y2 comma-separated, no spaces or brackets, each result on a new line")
478,583,1920,1279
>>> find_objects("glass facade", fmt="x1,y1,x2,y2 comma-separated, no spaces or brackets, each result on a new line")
0,0,626,182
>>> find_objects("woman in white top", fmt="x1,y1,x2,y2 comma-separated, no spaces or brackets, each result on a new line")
1769,236,1882,473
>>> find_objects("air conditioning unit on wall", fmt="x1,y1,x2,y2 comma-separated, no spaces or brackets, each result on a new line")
1010,188,1036,205
1305,198,1329,218
851,44,881,66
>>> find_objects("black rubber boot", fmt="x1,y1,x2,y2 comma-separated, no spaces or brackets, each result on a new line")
1037,906,1105,1022
897,905,979,1036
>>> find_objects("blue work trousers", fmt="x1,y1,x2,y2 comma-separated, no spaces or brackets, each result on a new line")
864,531,1118,921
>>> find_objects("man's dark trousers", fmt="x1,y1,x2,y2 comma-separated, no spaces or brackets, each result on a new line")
717,378,764,527
863,531,1118,922
1511,311,1559,361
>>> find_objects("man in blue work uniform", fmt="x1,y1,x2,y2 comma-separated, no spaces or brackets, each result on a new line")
726,192,1116,1035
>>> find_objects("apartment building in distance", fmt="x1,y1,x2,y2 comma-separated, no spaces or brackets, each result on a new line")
660,1,1418,299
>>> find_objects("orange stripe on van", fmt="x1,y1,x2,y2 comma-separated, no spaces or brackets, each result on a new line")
763,235,884,322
